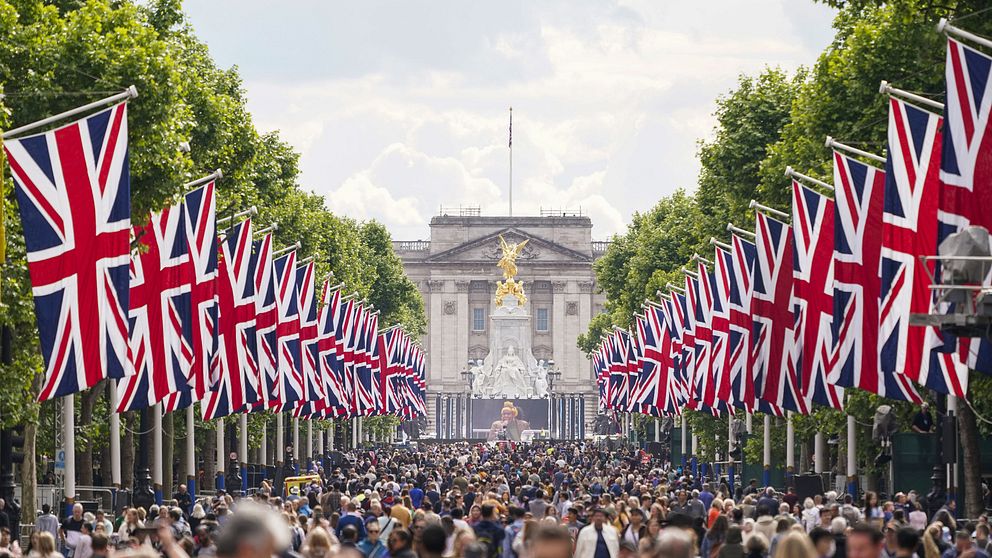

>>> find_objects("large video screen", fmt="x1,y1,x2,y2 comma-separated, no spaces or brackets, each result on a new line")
470,398,549,438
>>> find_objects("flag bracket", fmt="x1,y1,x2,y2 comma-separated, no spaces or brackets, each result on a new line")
749,200,789,221
727,223,756,238
879,81,945,112
218,206,257,226
273,242,301,257
710,237,732,251
825,136,886,165
183,169,223,190
938,18,992,52
785,165,835,191
2,86,138,140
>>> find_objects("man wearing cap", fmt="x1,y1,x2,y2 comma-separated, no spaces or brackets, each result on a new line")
575,508,618,558
912,403,933,433
942,530,991,558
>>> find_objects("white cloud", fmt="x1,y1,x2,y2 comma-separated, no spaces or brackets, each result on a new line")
185,0,835,239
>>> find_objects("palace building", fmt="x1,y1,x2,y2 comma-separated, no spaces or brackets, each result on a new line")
393,210,608,439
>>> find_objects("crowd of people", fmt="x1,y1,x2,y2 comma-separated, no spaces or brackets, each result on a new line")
2,441,989,558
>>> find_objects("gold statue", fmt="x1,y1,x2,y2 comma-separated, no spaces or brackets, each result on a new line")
495,235,529,307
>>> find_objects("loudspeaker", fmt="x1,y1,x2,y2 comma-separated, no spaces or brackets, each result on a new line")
645,442,666,457
793,474,824,501
942,415,957,464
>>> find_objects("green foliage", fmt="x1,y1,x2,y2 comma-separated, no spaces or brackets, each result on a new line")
0,0,425,433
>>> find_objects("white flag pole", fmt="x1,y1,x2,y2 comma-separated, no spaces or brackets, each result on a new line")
2,86,138,140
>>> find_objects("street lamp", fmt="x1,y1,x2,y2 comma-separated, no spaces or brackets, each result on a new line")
545,360,562,392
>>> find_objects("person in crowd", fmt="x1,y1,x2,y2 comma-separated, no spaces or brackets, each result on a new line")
574,508,618,558
34,505,59,543
27,532,59,558
942,529,991,558
912,403,934,433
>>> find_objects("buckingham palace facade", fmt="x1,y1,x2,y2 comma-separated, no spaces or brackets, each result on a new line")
393,212,608,439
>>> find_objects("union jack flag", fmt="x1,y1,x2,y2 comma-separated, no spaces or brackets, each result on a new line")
337,297,357,412
273,251,304,409
711,247,735,411
5,103,131,401
728,235,756,412
162,182,218,413
349,303,377,415
360,311,382,415
883,96,967,397
317,283,349,416
253,233,279,407
685,273,708,411
202,219,259,419
594,340,610,411
674,283,698,410
750,212,800,415
378,327,406,416
607,329,630,411
938,37,992,382
829,151,921,402
791,181,843,410
297,261,326,411
117,204,193,412
663,291,691,411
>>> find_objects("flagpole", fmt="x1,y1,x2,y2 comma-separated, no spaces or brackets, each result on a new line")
239,413,248,495
62,395,76,516
786,412,795,485
109,384,121,489
276,412,285,466
763,414,771,487
153,403,163,503
183,169,223,190
186,405,196,506
215,417,225,490
938,18,992,52
260,416,267,472
292,417,300,473
508,106,513,217
2,86,138,140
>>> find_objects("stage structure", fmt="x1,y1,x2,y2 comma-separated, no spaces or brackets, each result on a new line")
395,212,604,440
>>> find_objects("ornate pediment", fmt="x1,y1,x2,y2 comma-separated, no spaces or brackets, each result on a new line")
426,228,592,265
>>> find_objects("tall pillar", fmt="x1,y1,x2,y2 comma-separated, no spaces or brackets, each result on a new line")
762,414,771,487
215,417,225,490
786,412,795,485
109,383,121,488
63,395,76,515
239,413,249,494
292,418,300,473
153,403,163,504
306,421,314,470
260,416,268,469
728,416,735,497
681,417,688,468
814,432,826,474
328,423,335,452
276,412,285,464
847,414,857,496
186,405,196,505
944,395,960,505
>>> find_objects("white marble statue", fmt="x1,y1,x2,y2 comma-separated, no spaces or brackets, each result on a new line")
491,345,531,397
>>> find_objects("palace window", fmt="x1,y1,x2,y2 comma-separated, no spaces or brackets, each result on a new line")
472,307,486,332
536,307,550,332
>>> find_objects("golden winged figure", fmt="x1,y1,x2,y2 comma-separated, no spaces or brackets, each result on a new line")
496,234,529,280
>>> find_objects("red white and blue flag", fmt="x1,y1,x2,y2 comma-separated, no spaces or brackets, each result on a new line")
751,212,800,415
883,96,968,397
790,180,843,410
253,233,280,407
728,235,757,412
829,151,922,402
317,283,349,416
202,219,259,419
5,103,131,401
297,261,326,411
273,251,304,409
117,204,193,411
710,247,735,412
938,37,992,383
162,182,218,412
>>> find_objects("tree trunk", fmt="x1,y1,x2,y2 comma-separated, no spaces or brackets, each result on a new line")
22,416,37,525
203,426,215,491
76,380,102,487
958,397,983,518
176,414,187,485
121,412,134,489
163,412,174,500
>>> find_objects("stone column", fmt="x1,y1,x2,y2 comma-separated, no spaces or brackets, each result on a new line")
552,281,566,375
578,282,594,382
456,281,470,382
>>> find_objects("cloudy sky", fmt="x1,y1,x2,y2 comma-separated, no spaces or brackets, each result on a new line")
183,0,836,240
